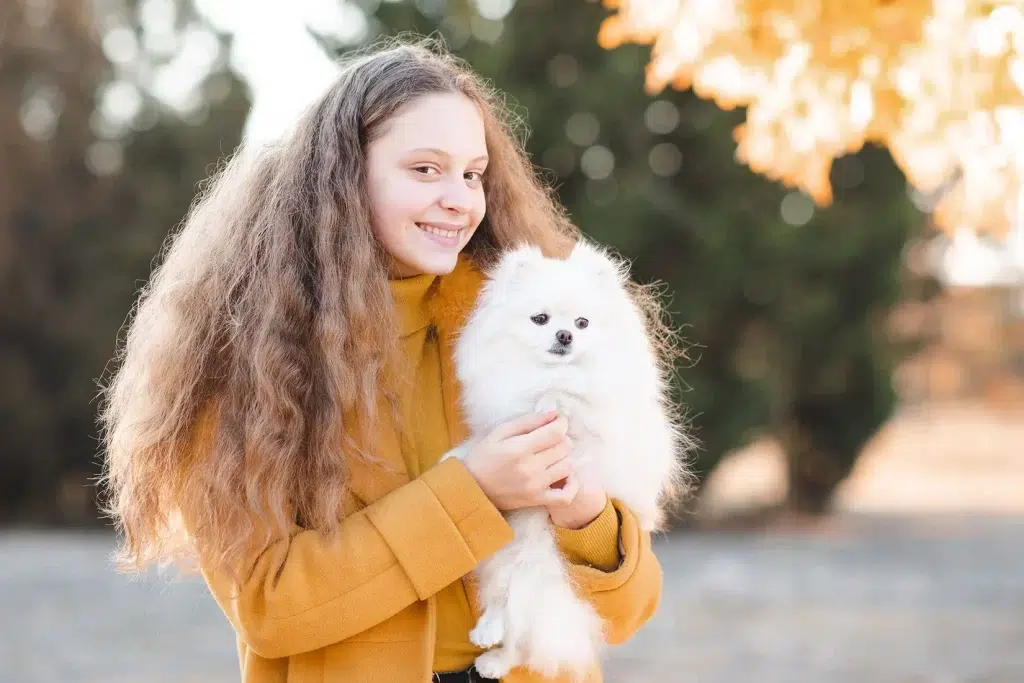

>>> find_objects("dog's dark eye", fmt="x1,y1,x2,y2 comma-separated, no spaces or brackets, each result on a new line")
575,317,589,329
530,313,550,325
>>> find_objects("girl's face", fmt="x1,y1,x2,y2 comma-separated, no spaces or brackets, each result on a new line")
366,92,489,278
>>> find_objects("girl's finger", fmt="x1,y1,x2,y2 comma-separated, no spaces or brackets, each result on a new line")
535,454,573,489
491,409,559,440
543,474,579,505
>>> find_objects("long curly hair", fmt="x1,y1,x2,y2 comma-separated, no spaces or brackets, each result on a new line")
98,37,578,575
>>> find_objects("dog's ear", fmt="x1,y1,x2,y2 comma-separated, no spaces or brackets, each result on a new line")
568,239,627,286
490,243,545,283
483,243,546,304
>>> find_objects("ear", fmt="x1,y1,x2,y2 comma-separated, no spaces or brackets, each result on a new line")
489,243,545,283
485,243,546,302
568,239,627,286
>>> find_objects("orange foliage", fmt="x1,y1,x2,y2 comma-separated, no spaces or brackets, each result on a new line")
600,0,1024,236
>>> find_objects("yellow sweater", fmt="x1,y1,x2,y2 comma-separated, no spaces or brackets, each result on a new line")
189,255,664,682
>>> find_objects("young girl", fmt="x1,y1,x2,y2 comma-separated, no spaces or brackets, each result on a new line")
100,39,664,683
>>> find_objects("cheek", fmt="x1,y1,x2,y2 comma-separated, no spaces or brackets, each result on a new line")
456,187,485,235
370,175,440,234
530,325,555,348
508,320,541,349
471,190,487,227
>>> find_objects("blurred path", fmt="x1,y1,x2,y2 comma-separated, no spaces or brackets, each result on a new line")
4,514,1022,683
701,400,1024,518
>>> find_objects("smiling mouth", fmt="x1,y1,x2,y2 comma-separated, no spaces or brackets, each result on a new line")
548,345,571,356
416,223,463,239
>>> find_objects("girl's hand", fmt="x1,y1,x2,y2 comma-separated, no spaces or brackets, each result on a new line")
462,410,578,511
546,465,608,530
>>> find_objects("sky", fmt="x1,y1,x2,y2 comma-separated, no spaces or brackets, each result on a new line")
98,0,351,144
192,0,360,145
186,0,510,145
191,0,360,145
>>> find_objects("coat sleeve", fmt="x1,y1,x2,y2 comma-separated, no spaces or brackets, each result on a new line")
193,455,513,658
553,500,621,572
555,499,663,645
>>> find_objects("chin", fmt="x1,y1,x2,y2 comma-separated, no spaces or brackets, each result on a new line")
417,256,460,276
393,250,462,277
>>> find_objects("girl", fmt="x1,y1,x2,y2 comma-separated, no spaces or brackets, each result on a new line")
100,39,663,683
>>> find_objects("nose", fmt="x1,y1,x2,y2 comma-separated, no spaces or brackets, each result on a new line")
439,177,475,214
556,329,573,345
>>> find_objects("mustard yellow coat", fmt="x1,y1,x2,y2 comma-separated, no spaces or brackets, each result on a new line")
188,256,664,682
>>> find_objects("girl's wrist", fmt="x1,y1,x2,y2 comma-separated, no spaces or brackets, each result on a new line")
549,490,607,530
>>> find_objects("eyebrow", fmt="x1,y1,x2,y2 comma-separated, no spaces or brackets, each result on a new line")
408,147,489,164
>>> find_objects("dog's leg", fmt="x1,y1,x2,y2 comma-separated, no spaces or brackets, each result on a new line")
469,606,505,649
474,645,518,680
468,557,510,650
468,520,527,650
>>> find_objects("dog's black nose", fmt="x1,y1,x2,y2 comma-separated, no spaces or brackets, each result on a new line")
556,329,573,345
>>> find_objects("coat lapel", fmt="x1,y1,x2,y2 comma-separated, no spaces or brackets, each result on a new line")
430,255,487,451
347,256,488,507
429,255,488,612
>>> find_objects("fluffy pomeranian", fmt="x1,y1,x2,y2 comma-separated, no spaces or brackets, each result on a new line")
443,241,690,680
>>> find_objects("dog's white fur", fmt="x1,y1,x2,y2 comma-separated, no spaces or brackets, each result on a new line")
442,241,687,679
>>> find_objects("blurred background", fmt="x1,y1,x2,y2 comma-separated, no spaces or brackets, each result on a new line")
2,0,1023,681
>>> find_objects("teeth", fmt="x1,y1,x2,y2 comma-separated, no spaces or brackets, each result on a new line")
419,223,459,238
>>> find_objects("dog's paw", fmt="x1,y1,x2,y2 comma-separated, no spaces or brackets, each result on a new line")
474,647,515,679
440,443,471,462
469,609,505,649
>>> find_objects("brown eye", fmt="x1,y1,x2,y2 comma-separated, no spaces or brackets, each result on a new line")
575,317,589,329
531,313,550,325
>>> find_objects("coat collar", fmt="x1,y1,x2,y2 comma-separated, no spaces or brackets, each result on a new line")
388,272,438,338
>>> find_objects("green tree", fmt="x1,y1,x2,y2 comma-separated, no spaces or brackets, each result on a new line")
0,0,249,523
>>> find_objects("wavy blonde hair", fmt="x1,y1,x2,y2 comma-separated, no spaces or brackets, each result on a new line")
99,37,579,575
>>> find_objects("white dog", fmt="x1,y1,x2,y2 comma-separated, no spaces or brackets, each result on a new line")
443,241,689,679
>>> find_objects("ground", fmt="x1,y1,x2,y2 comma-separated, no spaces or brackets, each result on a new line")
4,513,1022,683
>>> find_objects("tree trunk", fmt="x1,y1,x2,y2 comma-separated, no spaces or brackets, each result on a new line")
780,424,844,515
